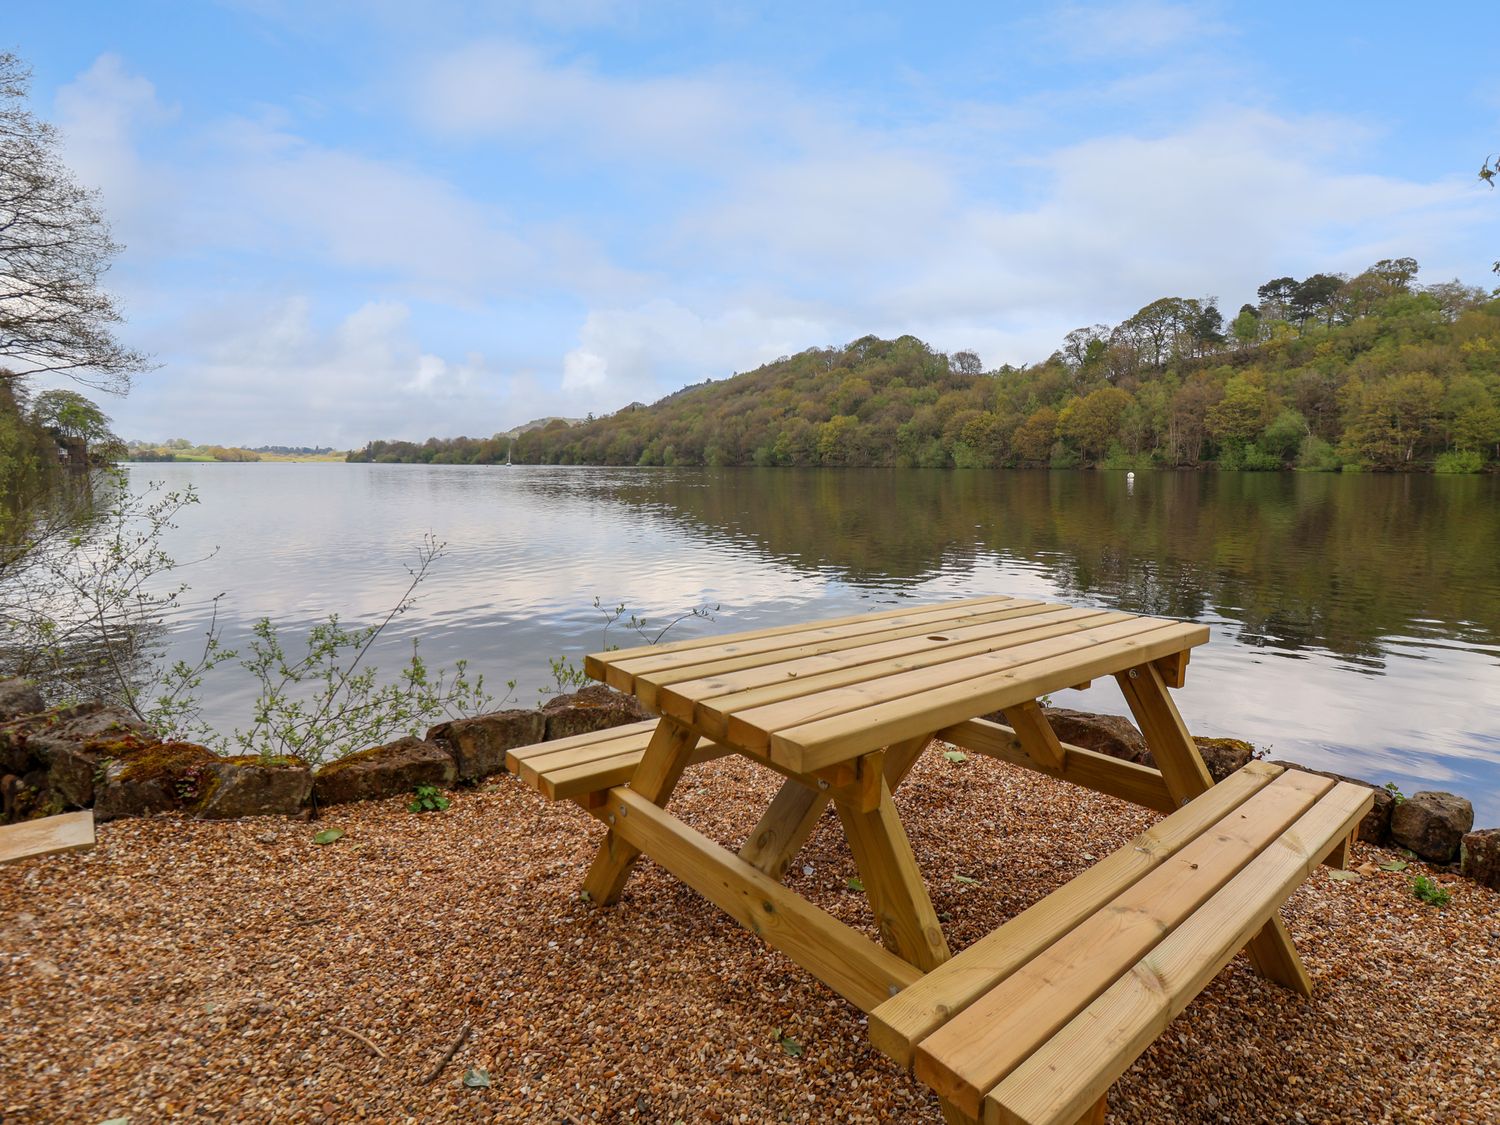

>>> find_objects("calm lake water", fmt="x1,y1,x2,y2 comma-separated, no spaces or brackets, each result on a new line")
128,463,1500,824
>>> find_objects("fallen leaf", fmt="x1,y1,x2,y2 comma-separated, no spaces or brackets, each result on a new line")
953,874,980,886
778,1035,804,1057
462,1067,491,1088
1379,859,1409,872
943,750,968,764
1328,870,1361,882
313,829,345,845
1354,862,1381,876
846,877,864,892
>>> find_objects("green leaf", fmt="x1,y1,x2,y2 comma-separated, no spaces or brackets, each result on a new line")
312,828,345,845
1378,859,1408,872
953,874,980,885
942,750,968,764
778,1035,804,1057
462,1067,491,1088
846,876,864,892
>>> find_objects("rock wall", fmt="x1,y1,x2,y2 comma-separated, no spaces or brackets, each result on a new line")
1,677,1494,891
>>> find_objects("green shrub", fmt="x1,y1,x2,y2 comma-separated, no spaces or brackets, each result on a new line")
1433,449,1483,474
409,784,450,813
1411,874,1451,906
1295,435,1342,472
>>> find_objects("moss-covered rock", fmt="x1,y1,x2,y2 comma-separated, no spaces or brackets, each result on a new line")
94,740,220,822
428,708,544,781
1192,737,1256,782
541,684,651,743
312,736,456,806
196,757,312,819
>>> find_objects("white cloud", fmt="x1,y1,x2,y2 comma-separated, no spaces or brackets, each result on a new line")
560,299,833,407
410,38,800,165
1038,2,1232,60
109,296,538,447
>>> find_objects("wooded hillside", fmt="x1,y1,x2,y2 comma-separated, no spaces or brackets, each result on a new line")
350,259,1500,472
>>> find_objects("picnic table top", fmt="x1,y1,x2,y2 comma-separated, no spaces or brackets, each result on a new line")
587,594,1208,774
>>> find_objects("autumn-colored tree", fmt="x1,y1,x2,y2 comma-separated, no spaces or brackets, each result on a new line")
1058,387,1133,461
1012,406,1058,463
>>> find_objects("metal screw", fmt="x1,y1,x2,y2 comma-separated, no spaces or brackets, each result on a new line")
816,779,829,790
1128,668,1140,679
618,805,627,817
607,814,616,825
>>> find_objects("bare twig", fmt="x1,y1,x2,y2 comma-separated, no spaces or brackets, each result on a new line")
422,1022,471,1084
331,1024,386,1059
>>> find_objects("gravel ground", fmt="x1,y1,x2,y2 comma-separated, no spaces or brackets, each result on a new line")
3,751,1497,1125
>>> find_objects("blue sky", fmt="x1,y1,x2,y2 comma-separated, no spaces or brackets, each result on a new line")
10,1,1499,446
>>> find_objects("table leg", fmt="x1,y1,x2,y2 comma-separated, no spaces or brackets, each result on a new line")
582,717,700,906
835,767,950,972
1115,660,1312,996
739,736,931,880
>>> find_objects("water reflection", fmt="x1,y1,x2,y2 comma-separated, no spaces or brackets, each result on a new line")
129,464,1500,822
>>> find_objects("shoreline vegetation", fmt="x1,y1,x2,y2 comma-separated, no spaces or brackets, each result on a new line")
346,259,1500,474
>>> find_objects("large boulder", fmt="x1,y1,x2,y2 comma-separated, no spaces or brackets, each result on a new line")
94,741,220,821
24,704,153,809
0,679,45,722
428,708,545,781
1003,706,1146,763
1193,737,1256,783
196,758,313,819
542,684,652,742
312,736,456,806
1269,761,1395,845
1460,829,1500,891
1390,791,1474,864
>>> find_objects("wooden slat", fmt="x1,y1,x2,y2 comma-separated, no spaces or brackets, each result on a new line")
634,601,1063,710
985,780,1373,1125
664,609,1127,736
515,729,659,777
592,598,1022,692
836,776,951,971
867,762,1283,1066
505,719,658,768
581,718,699,905
731,618,1180,753
589,595,1010,671
536,743,735,801
0,810,95,865
913,769,1333,1118
941,718,1176,814
1117,660,1311,992
582,785,921,1012
769,624,1207,773
652,604,1103,716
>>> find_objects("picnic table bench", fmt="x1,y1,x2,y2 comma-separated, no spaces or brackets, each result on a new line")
510,595,1371,1124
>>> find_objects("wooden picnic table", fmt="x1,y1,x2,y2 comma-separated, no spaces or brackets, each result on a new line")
511,595,1370,1124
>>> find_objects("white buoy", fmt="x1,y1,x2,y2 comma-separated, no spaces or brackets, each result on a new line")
1126,471,1135,480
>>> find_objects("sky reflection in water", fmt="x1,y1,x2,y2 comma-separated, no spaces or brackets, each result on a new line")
130,464,1500,824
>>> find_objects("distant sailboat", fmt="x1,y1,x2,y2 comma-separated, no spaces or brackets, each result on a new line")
504,441,512,466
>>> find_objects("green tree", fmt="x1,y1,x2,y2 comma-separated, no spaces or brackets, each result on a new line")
1207,373,1270,446
0,53,149,393
1012,406,1058,463
29,388,121,464
1058,387,1132,461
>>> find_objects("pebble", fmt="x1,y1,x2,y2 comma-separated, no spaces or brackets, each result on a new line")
1,751,1497,1123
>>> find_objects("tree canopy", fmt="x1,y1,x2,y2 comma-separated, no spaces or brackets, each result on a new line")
351,259,1500,474
0,52,148,393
